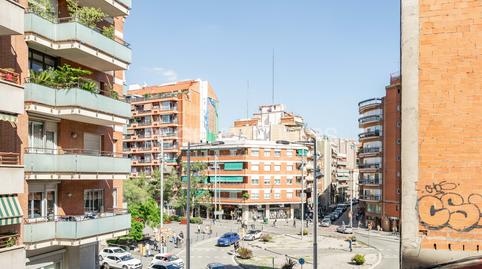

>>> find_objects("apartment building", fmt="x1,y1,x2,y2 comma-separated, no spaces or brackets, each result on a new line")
181,139,308,220
402,1,482,267
357,73,401,232
124,80,219,177
0,0,132,268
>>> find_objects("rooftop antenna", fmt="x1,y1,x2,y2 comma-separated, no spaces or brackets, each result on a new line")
272,48,275,104
246,80,250,119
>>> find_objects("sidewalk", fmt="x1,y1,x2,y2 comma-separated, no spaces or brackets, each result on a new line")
354,228,399,241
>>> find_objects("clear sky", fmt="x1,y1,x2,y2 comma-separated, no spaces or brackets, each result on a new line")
125,1,400,139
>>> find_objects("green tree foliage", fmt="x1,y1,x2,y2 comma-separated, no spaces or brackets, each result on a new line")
175,162,211,215
148,170,181,206
129,221,143,241
66,0,105,28
123,176,150,205
28,0,55,21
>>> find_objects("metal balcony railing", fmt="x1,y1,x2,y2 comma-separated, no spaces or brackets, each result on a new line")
360,194,382,201
0,68,20,85
0,152,20,165
359,147,382,154
359,163,381,169
359,179,382,185
359,115,383,124
359,130,381,139
358,98,382,109
0,233,18,249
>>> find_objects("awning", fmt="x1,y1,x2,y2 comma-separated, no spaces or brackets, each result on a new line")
0,113,17,124
209,176,244,183
223,162,243,171
0,195,23,225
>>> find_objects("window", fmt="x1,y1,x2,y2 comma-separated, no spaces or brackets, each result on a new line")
28,192,43,218
264,178,271,185
264,192,270,199
274,178,281,185
84,189,104,213
286,192,293,199
251,178,259,185
28,189,56,219
264,164,271,171
251,164,259,171
286,150,293,157
251,192,259,199
251,149,259,156
274,165,281,172
264,149,270,157
286,165,293,171
28,121,57,152
286,178,293,184
274,193,281,199
29,49,58,72
274,150,281,157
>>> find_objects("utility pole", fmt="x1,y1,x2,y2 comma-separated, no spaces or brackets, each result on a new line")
159,137,164,230
186,142,191,269
313,139,318,269
214,153,219,220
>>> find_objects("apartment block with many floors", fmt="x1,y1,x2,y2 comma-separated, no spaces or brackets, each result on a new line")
181,139,308,221
357,73,401,232
0,0,133,268
124,80,219,177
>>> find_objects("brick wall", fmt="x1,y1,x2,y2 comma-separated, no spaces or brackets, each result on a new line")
417,0,482,252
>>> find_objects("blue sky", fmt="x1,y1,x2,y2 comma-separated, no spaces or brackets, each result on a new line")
125,1,400,139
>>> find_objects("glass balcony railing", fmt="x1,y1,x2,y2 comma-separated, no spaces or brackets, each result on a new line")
359,163,381,169
359,130,381,139
360,194,382,201
24,148,131,174
359,178,383,185
24,13,131,65
358,98,382,109
25,83,131,121
359,115,383,124
359,147,382,154
24,212,131,243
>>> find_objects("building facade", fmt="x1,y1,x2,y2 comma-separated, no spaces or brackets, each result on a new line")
0,0,132,268
124,80,219,177
181,139,308,221
357,74,401,232
402,0,482,267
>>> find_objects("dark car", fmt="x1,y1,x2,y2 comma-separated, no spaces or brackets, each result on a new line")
207,263,225,269
217,232,240,246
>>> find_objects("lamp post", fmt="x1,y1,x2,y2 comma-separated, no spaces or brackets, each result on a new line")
301,155,305,240
186,142,191,269
214,153,219,220
158,137,164,230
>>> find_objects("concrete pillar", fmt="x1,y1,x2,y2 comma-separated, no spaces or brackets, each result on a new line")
290,205,294,220
265,204,270,219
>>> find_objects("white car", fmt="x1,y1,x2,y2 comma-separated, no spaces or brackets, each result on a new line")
320,218,331,227
99,247,130,261
243,230,262,241
336,225,353,234
101,254,142,269
151,253,184,268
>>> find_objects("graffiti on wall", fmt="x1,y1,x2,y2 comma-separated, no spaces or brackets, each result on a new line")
418,181,482,231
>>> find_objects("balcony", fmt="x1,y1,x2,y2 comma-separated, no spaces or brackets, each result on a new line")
23,212,131,248
24,13,131,71
358,98,382,113
0,153,24,195
359,130,382,140
359,115,383,126
24,148,131,180
24,83,131,126
358,147,382,157
359,178,383,185
76,0,131,17
0,69,23,115
359,194,382,202
358,163,381,173
0,0,23,36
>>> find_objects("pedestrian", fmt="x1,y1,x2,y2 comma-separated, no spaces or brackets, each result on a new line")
273,219,277,227
348,239,353,252
145,242,151,257
197,224,201,234
293,219,296,227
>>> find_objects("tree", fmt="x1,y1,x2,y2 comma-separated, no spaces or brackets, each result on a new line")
124,176,150,205
148,169,181,207
174,162,211,216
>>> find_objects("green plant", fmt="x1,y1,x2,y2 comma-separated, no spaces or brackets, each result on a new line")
5,236,16,248
29,69,54,86
28,0,55,21
260,233,272,242
129,220,144,241
66,0,105,28
299,228,308,235
169,215,181,222
242,192,250,200
351,254,365,265
102,25,115,39
80,80,99,93
237,247,253,259
190,217,203,224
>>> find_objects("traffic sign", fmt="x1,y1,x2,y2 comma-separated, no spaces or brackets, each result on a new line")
298,258,305,265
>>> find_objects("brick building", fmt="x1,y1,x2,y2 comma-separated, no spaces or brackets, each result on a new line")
401,0,482,267
181,139,308,221
0,0,132,268
357,73,401,232
124,80,219,177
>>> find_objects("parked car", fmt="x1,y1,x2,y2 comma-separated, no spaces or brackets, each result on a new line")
320,218,331,227
151,253,184,268
206,263,225,269
336,225,353,234
243,230,262,241
99,247,129,261
217,232,240,246
329,214,337,221
149,261,180,269
101,254,142,269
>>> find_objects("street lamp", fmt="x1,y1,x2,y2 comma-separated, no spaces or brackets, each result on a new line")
276,139,323,269
158,137,164,231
